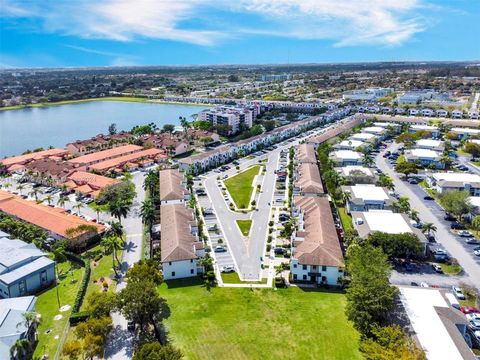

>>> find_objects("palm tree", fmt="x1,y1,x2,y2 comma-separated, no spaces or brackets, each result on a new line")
73,202,84,215
472,215,480,235
101,235,124,276
16,184,25,194
29,188,40,201
398,196,411,213
2,182,11,190
110,200,130,224
362,153,374,167
44,194,53,205
10,339,30,360
17,311,39,331
342,190,352,206
391,201,401,213
57,196,68,208
107,221,124,238
141,199,156,237
422,222,437,237
410,209,420,223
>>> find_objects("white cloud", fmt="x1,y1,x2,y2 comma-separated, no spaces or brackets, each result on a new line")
1,0,428,47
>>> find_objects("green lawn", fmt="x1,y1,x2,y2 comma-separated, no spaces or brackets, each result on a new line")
337,207,353,231
236,220,252,236
224,166,260,208
34,260,84,359
159,283,362,360
220,273,267,284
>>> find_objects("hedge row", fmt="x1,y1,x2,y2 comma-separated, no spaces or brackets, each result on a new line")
69,311,90,325
72,262,91,313
65,251,91,324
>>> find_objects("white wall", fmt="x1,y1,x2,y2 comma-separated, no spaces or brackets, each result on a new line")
162,259,198,280
290,259,343,285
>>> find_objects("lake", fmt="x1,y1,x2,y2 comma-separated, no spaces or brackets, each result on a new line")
0,101,207,158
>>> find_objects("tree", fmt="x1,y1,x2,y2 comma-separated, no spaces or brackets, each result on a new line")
360,325,426,360
410,209,420,223
346,245,397,336
108,123,117,135
366,231,424,259
343,190,352,205
44,194,53,205
472,215,480,234
85,291,118,318
107,221,124,237
437,190,473,219
377,175,394,190
101,235,124,276
97,181,136,223
110,200,131,224
62,340,82,360
141,198,156,237
162,124,175,133
29,187,40,201
10,339,31,360
422,222,437,237
133,342,183,360
394,162,418,177
398,196,411,213
464,142,480,157
126,261,163,285
73,202,84,215
57,195,68,208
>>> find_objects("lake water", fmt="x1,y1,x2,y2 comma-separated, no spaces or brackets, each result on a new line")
0,101,206,158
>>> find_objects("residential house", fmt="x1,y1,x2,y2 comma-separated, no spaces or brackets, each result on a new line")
159,169,190,205
66,132,133,156
450,127,480,140
23,159,77,186
0,237,55,298
0,149,68,174
409,124,440,138
0,296,38,359
296,144,317,164
342,185,394,212
362,126,387,138
409,108,419,116
426,172,480,195
65,171,120,198
415,139,445,152
335,166,376,184
452,110,464,119
349,132,377,144
421,108,434,117
293,163,324,196
290,197,344,285
468,110,479,120
141,133,190,157
87,148,164,173
404,149,444,169
329,150,363,166
68,144,144,167
333,139,366,151
436,109,448,117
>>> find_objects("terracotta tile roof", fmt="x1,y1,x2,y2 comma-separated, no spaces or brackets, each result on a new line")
25,158,77,178
1,148,68,167
296,144,317,163
159,169,189,201
308,115,365,145
67,171,120,190
0,190,104,238
293,196,343,267
88,148,162,171
160,204,202,262
69,144,143,165
294,163,324,194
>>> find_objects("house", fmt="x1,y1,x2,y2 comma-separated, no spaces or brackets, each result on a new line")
296,144,317,164
160,204,204,280
349,132,377,144
341,185,394,212
23,158,77,186
409,108,419,116
333,139,365,151
373,122,401,133
0,190,104,242
142,134,190,157
186,129,220,145
0,149,68,174
159,169,190,205
395,107,406,114
351,210,426,240
66,132,133,156
362,126,387,137
421,108,435,117
329,150,363,166
449,127,480,140
426,172,480,195
335,166,376,184
415,139,445,152
436,109,448,117
0,237,55,298
408,124,440,138
400,287,477,360
87,148,164,173
65,171,120,198
68,144,144,167
0,296,38,359
290,197,344,285
293,163,324,196
451,110,464,119
404,149,444,169
468,110,479,120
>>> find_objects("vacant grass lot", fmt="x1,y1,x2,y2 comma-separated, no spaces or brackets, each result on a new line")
236,219,252,236
159,283,362,360
34,260,84,359
225,166,260,208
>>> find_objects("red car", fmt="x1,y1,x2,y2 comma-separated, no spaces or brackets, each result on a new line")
460,306,480,314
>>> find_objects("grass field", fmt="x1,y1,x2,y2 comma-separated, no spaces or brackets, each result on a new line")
236,220,252,236
220,273,267,284
224,166,260,208
337,207,353,231
34,260,84,359
159,282,362,360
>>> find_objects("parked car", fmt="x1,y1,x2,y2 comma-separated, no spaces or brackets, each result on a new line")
208,224,218,231
474,249,480,256
221,265,235,273
469,319,480,331
432,264,443,273
274,248,285,255
444,213,456,221
407,178,418,184
127,321,135,331
214,245,226,252
452,286,466,300
423,195,434,200
450,222,465,230
458,230,473,237
420,282,429,288
460,306,480,314
466,238,480,245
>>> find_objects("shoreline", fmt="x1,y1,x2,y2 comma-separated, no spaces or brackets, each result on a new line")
0,96,209,112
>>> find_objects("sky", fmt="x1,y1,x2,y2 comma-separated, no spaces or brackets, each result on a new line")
0,0,479,68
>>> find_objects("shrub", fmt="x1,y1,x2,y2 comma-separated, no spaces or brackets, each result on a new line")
69,311,90,325
267,236,272,243
71,259,90,314
217,238,223,244
266,244,271,252
269,221,274,227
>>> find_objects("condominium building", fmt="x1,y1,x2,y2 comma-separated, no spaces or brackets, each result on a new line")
197,105,256,134
426,172,480,195
342,185,394,212
404,149,444,169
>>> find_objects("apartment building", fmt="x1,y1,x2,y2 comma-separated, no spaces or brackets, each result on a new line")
159,169,190,205
293,163,324,196
0,148,68,174
426,172,480,195
68,144,144,167
408,124,440,138
414,139,445,152
335,166,376,184
66,132,133,156
404,149,444,169
342,184,394,212
198,105,255,134
329,150,363,166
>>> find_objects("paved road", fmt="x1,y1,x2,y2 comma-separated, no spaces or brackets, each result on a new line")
104,171,146,360
470,92,479,112
376,146,480,288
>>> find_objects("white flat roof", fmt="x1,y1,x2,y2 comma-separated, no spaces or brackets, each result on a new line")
363,211,412,234
451,127,480,134
338,139,364,148
400,287,464,360
468,196,480,208
411,124,438,131
431,172,480,182
350,132,376,141
409,148,441,158
363,126,385,133
351,184,389,201
374,122,400,128
340,166,374,176
332,150,361,160
416,139,443,148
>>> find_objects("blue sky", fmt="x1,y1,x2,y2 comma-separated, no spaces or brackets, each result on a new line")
1,0,479,68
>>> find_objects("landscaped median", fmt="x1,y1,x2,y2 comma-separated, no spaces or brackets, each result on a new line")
224,165,261,209
236,219,252,236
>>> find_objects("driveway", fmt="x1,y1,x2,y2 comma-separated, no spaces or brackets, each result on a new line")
376,146,480,289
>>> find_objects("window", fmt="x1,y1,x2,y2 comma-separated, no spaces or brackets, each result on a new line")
18,280,26,295
190,259,193,263
190,269,194,274
171,272,175,277
302,265,307,270
169,262,172,266
293,264,297,268
40,270,48,285
302,275,307,280
312,265,317,271
293,274,297,280
322,266,327,271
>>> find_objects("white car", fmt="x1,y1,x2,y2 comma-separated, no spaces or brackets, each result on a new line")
474,249,480,256
452,286,466,300
420,282,429,288
466,313,480,322
221,265,235,273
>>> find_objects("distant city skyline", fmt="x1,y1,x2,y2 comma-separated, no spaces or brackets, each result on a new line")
1,0,479,68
